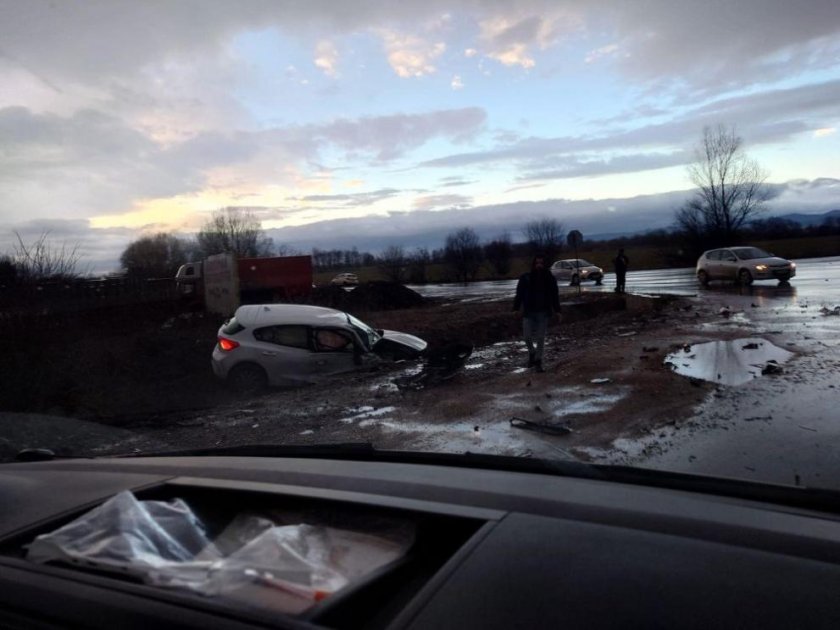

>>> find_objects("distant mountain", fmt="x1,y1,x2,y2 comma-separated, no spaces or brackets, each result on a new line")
773,209,840,226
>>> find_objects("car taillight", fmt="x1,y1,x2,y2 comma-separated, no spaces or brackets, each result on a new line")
218,337,239,351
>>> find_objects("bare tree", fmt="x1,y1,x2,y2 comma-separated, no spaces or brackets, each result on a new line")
444,228,483,282
678,125,770,246
484,233,513,278
12,231,85,281
523,219,565,261
197,207,274,258
378,245,407,283
407,247,431,284
120,233,189,279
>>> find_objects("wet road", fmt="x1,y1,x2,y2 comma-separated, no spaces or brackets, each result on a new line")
411,255,840,490
589,285,840,490
409,256,840,303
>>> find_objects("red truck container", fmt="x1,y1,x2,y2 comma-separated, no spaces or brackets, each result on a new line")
175,255,313,310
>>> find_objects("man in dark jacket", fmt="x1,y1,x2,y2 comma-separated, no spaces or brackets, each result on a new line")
513,254,560,372
613,248,629,293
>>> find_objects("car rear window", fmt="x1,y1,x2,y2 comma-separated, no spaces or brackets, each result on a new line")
222,318,245,335
254,325,310,349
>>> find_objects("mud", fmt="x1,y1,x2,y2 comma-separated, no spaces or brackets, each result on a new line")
25,292,715,460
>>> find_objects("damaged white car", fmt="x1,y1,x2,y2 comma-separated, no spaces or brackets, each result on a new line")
212,304,428,393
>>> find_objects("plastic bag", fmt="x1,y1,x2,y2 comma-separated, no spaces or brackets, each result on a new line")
26,491,413,614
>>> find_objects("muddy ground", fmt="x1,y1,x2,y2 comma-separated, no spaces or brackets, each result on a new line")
5,284,835,473
1,291,731,460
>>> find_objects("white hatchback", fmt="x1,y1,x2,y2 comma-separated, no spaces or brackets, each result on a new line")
550,259,604,286
696,246,796,286
330,272,359,286
212,304,427,393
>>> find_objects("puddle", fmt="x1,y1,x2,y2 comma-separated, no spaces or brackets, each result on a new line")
464,363,485,370
664,337,794,386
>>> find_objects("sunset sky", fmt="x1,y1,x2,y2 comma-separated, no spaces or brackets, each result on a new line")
2,0,839,271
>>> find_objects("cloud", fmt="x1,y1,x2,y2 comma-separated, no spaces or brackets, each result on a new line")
451,74,464,90
464,48,478,58
314,40,339,77
602,0,840,92
813,127,836,138
419,79,840,177
412,194,472,210
520,151,690,181
292,188,402,208
3,1,840,95
584,43,620,64
477,11,582,69
0,105,486,225
314,107,486,160
439,176,475,187
379,30,445,77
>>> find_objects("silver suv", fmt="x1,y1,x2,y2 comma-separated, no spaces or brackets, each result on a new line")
696,246,796,286
550,259,604,286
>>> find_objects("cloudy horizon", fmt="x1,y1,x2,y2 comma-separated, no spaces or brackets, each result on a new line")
2,0,839,272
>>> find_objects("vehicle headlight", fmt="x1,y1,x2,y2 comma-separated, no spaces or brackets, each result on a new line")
790,262,796,268
755,264,768,271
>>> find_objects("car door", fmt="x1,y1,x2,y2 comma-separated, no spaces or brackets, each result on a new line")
310,327,362,379
703,250,721,279
557,261,571,281
251,324,315,386
720,249,739,281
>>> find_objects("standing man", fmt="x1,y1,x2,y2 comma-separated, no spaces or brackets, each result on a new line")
613,248,629,294
513,253,560,373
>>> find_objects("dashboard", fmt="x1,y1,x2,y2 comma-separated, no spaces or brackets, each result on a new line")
2,454,840,629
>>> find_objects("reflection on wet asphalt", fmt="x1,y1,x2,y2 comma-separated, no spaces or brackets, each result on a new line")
409,256,840,302
664,338,793,386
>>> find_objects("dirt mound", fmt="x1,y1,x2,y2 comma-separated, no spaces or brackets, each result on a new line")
346,282,425,310
311,282,425,311
309,285,350,310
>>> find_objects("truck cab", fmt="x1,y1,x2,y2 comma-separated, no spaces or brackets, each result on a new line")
174,262,202,296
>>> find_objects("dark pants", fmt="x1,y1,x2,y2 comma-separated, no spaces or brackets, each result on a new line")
615,271,626,293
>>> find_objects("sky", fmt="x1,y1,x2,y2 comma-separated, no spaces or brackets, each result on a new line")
1,0,839,272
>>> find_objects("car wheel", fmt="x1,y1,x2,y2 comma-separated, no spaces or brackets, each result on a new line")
227,363,268,396
738,269,753,286
697,270,709,286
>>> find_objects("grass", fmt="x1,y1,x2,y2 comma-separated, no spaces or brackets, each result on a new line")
313,235,839,285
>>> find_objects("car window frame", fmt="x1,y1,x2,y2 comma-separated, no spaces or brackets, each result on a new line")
312,327,358,354
252,324,312,350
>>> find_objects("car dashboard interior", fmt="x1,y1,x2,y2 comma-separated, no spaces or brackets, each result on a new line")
2,454,840,629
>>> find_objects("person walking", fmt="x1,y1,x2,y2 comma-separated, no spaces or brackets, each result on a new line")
513,254,560,373
613,248,629,293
